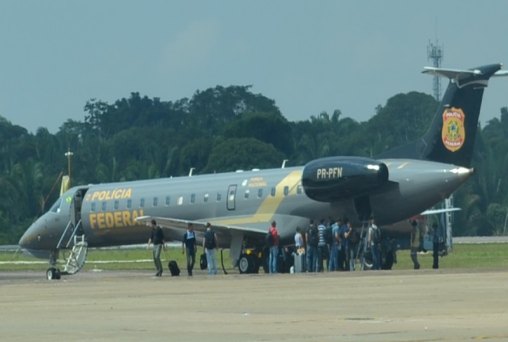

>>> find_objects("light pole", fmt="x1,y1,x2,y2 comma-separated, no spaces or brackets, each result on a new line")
65,148,74,187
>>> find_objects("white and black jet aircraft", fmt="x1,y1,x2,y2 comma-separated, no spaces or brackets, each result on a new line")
19,63,508,279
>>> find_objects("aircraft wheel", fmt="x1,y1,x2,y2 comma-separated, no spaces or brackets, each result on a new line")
46,267,61,280
362,249,373,271
238,254,251,274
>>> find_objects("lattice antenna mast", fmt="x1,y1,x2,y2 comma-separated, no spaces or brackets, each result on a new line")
427,40,444,101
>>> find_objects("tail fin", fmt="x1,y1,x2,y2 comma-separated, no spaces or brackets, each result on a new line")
380,63,507,167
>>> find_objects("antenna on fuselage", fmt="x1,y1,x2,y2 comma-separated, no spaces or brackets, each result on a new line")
188,167,195,177
281,159,289,168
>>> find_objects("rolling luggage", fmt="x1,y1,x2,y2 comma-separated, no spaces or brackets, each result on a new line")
200,253,207,270
168,260,180,276
293,252,306,273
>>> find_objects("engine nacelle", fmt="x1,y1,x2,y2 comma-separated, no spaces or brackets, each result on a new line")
302,156,389,202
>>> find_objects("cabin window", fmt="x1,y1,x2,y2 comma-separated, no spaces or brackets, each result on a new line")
91,202,96,212
284,186,289,196
127,199,132,209
204,193,209,202
190,194,196,204
153,197,158,207
50,198,62,213
101,201,107,212
177,196,183,206
271,187,276,196
140,198,145,208
257,188,263,198
114,200,119,210
216,193,222,201
244,189,250,199
165,196,171,206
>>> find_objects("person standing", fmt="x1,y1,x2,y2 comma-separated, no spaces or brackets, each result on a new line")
432,222,440,269
337,219,348,271
345,219,357,271
410,220,421,270
316,219,327,272
147,219,165,277
306,220,318,272
367,217,381,270
294,226,304,251
182,223,197,276
267,221,280,273
328,218,341,271
203,222,218,275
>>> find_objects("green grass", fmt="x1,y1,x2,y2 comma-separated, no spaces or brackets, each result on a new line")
1,244,508,272
392,244,508,270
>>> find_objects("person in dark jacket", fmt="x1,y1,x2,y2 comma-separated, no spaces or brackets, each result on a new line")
203,222,218,275
147,219,165,277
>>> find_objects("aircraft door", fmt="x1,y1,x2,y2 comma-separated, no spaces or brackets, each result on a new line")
227,184,237,211
71,188,88,234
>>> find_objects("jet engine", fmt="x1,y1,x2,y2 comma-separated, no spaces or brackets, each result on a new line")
301,156,389,202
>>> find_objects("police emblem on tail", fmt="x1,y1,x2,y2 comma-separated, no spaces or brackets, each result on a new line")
442,107,465,152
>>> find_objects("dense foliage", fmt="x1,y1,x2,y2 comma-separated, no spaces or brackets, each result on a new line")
0,86,507,243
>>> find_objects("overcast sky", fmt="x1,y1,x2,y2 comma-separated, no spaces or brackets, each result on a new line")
1,0,507,133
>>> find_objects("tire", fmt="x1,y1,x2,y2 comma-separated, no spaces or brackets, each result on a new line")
46,267,60,280
238,254,251,274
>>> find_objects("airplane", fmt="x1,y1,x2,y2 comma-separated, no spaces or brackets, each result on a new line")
19,63,508,279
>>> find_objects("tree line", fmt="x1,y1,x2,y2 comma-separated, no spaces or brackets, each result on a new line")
1,85,507,243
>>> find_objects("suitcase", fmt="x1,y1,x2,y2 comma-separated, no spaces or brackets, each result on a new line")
168,260,180,276
293,252,306,273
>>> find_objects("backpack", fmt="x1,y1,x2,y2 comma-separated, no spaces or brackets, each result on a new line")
168,260,180,276
308,225,319,247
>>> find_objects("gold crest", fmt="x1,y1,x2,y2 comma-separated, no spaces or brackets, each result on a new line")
441,107,465,152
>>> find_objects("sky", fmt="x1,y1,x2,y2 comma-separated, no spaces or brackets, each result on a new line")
1,0,507,133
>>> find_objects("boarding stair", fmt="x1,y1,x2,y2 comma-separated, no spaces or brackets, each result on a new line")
55,219,88,275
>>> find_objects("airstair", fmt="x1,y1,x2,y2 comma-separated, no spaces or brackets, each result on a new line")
62,234,88,275
49,219,88,278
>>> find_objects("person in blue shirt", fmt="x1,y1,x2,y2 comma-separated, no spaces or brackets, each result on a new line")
182,223,197,276
328,218,342,271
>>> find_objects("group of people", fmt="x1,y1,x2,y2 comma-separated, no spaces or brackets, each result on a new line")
148,216,442,276
147,219,219,277
303,217,382,272
265,217,382,273
410,220,442,270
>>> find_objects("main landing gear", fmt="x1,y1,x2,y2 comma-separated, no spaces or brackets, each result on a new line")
238,252,261,274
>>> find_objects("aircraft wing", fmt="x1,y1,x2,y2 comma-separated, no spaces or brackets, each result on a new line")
135,215,266,247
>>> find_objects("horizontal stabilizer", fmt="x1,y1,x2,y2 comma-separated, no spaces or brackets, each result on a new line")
493,70,508,77
420,208,461,216
422,66,481,79
422,64,508,80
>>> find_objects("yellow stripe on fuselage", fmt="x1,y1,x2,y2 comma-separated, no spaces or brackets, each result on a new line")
215,170,302,226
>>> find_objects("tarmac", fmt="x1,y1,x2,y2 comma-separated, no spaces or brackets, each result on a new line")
1,268,508,342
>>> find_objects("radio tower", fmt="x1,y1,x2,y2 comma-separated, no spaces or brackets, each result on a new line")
427,40,444,101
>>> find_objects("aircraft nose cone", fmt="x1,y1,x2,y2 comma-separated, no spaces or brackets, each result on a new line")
18,224,40,250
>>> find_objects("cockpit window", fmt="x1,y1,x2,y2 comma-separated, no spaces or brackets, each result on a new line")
49,198,62,213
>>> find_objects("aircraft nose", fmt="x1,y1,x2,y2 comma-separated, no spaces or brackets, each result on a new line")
18,221,42,250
